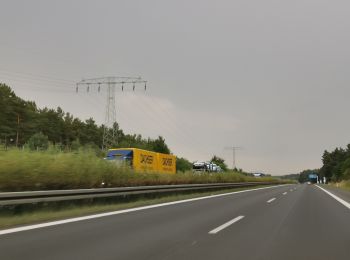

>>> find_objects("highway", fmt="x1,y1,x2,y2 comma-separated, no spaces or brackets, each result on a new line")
0,184,349,260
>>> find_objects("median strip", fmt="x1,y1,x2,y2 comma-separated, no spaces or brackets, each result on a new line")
208,216,245,234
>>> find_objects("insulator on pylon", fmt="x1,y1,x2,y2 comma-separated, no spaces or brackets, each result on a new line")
122,83,124,91
144,83,147,91
133,83,135,91
98,84,101,92
87,85,90,92
76,86,78,93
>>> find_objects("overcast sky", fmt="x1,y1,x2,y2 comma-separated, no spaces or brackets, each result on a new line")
1,0,349,175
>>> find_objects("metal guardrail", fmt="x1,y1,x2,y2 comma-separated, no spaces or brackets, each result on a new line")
0,182,278,206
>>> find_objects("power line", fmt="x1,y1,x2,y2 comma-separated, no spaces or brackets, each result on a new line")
131,91,202,157
84,92,193,156
0,68,75,83
143,92,214,157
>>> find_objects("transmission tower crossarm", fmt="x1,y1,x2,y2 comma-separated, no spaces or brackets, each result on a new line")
76,76,147,150
77,77,146,86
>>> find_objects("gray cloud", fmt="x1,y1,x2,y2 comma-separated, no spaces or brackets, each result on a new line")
1,0,349,174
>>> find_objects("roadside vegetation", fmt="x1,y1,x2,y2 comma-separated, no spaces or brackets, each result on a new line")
319,144,350,183
0,83,171,154
331,180,350,191
295,144,350,191
0,148,278,192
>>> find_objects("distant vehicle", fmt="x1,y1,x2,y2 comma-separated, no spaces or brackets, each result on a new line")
252,173,266,177
105,148,176,174
192,162,208,172
308,174,318,184
192,162,221,173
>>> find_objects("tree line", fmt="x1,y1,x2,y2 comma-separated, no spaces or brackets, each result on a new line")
0,83,172,153
295,145,350,183
319,144,350,182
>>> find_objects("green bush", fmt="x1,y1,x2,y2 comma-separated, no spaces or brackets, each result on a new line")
27,133,49,151
176,157,192,172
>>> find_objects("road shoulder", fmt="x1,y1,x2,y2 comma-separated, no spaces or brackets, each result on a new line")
317,184,350,204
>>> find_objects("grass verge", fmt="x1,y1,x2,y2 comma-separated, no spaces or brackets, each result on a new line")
330,180,350,192
0,149,280,191
0,185,274,230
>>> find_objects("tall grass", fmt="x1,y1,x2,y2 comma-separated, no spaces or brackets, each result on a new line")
335,180,350,191
0,149,279,191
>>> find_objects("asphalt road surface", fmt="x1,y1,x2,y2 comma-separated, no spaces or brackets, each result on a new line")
0,184,349,260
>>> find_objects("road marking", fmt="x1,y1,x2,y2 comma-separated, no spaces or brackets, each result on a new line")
209,216,244,234
290,189,293,192
0,185,289,236
267,198,276,203
316,185,350,210
282,192,287,195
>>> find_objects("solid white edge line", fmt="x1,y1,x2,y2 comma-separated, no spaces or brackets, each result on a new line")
0,184,289,236
282,192,287,195
267,198,276,203
209,216,245,234
315,185,350,210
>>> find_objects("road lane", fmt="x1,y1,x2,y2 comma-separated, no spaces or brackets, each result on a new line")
0,184,349,260
174,184,350,260
0,185,285,236
0,185,292,260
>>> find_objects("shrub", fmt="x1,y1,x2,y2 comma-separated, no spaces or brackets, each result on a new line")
27,133,49,151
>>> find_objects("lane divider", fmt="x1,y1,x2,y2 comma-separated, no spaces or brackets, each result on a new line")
282,192,287,195
209,216,245,234
316,185,350,210
267,198,276,203
0,184,290,236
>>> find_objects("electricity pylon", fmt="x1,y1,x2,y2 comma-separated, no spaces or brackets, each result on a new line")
224,146,243,169
76,76,147,150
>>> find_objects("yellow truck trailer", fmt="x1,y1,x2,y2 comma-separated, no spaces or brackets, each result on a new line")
106,148,176,174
